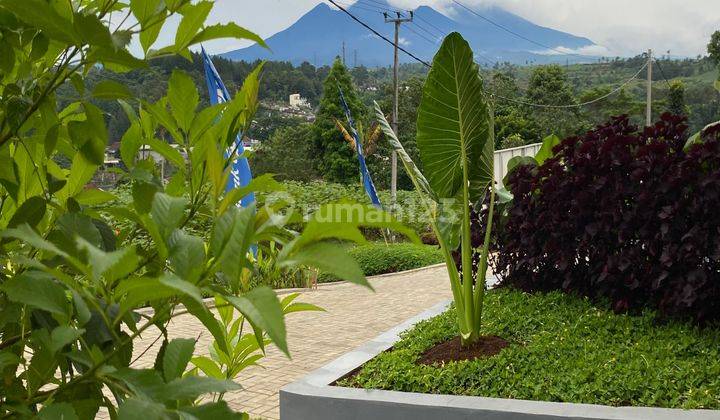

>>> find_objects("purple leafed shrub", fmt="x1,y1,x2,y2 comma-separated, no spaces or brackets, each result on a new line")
494,113,720,323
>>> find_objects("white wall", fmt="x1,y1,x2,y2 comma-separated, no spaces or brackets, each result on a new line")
494,143,541,188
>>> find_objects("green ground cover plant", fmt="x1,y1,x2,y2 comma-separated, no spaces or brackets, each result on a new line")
319,243,443,283
340,289,720,409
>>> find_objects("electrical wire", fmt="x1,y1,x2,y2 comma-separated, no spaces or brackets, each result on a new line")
408,20,442,41
493,61,647,108
360,0,407,14
327,0,432,67
653,59,673,88
404,23,441,46
329,0,649,109
450,0,599,60
413,11,448,36
355,0,408,17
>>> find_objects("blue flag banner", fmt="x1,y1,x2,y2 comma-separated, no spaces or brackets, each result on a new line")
338,86,381,208
201,47,255,208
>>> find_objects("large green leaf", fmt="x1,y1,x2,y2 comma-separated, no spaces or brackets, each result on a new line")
168,70,199,133
150,193,187,238
76,238,138,282
167,230,205,283
535,134,560,165
416,32,492,202
37,403,79,420
60,153,98,200
190,356,223,379
162,338,195,382
503,155,537,186
2,271,68,317
218,174,282,215
181,298,230,355
92,80,132,100
174,1,213,50
225,286,288,356
7,196,46,228
0,0,78,44
190,23,267,49
119,121,142,169
684,120,720,151
210,205,255,279
118,398,165,420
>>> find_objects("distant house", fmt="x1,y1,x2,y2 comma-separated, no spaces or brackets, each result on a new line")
289,93,310,109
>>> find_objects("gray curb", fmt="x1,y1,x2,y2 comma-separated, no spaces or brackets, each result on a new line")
280,300,720,420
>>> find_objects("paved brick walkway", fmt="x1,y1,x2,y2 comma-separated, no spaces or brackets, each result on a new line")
128,264,452,419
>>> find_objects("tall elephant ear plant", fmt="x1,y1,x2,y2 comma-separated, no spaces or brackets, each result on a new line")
375,32,495,347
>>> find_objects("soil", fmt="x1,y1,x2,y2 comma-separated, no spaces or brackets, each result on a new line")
417,335,509,365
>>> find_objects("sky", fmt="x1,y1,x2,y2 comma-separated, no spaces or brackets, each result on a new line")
194,0,720,59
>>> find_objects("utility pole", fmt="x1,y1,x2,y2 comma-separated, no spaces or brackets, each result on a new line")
646,48,652,126
385,10,413,221
342,41,346,65
353,49,358,68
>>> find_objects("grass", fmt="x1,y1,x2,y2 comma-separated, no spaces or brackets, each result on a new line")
339,288,720,409
319,242,443,283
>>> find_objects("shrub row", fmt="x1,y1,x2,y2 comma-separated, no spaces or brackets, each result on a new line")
259,181,431,238
319,243,443,283
494,114,720,323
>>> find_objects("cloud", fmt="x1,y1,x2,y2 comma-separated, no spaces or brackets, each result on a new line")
531,45,611,57
140,0,720,58
386,0,720,57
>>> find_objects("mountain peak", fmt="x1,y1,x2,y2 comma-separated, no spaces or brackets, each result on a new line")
221,2,596,66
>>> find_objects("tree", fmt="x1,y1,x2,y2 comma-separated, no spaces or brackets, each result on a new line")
525,65,580,140
708,30,720,66
500,133,526,149
252,124,319,181
578,87,643,127
668,80,688,116
312,58,366,183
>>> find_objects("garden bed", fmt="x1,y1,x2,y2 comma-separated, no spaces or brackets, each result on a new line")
340,289,720,409
282,289,720,420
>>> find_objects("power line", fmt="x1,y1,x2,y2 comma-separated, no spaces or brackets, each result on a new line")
333,0,385,15
413,11,448,36
327,0,431,67
409,17,500,67
408,20,442,42
653,59,673,88
355,0,408,17
360,0,407,15
404,23,441,46
329,0,648,109
494,61,647,108
450,0,599,60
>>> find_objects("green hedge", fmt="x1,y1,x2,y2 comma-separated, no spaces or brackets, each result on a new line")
319,243,443,283
339,289,720,409
259,181,431,238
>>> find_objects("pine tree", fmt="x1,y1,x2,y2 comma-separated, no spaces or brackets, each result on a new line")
312,58,365,183
668,80,687,116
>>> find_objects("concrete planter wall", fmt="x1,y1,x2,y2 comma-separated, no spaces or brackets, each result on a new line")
280,300,719,420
